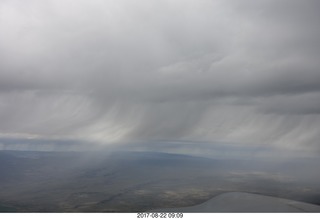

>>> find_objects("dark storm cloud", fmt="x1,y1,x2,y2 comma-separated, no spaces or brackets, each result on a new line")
0,0,320,152
258,93,320,115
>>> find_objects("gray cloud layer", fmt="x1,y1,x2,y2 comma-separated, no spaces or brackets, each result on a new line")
0,0,320,152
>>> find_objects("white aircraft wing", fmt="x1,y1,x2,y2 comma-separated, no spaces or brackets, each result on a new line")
150,192,320,212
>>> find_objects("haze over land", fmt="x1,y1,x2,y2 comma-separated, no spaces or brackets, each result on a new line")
0,0,320,212
0,147,320,212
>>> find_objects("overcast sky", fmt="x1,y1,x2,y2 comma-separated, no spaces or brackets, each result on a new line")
0,0,320,153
